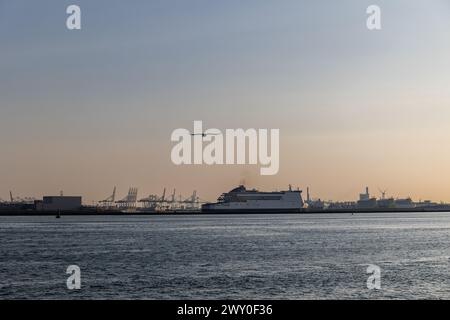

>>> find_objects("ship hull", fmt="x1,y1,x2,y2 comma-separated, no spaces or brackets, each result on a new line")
201,208,303,214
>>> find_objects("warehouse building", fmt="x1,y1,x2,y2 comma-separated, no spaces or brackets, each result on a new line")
35,196,82,211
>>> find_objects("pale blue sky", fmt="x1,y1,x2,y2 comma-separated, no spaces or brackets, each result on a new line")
1,1,450,202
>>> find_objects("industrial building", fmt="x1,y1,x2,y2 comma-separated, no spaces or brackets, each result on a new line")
357,187,377,209
35,196,82,211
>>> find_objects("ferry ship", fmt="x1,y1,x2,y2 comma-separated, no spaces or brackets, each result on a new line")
201,185,304,213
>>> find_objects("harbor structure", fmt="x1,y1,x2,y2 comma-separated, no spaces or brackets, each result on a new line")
357,187,377,209
35,196,82,211
115,187,138,210
305,187,325,209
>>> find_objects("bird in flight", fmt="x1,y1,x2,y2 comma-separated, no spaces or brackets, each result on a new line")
190,132,220,138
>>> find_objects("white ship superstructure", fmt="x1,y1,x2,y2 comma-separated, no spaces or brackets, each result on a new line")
202,185,303,213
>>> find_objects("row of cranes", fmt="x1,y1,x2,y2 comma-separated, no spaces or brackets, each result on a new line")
0,191,36,205
99,187,206,211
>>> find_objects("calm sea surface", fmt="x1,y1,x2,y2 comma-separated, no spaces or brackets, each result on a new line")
1,213,450,299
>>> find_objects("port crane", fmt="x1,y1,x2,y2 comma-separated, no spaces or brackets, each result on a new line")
138,188,206,211
6,191,35,204
138,188,167,210
99,187,116,207
378,188,388,200
96,186,207,212
115,187,138,209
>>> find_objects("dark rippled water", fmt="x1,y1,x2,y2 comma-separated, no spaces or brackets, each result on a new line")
1,213,450,299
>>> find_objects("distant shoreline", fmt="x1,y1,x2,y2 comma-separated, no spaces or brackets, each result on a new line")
1,208,450,216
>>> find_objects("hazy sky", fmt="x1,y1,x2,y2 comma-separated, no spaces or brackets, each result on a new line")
1,0,450,203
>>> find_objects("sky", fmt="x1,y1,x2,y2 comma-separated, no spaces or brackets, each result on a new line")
1,0,450,203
